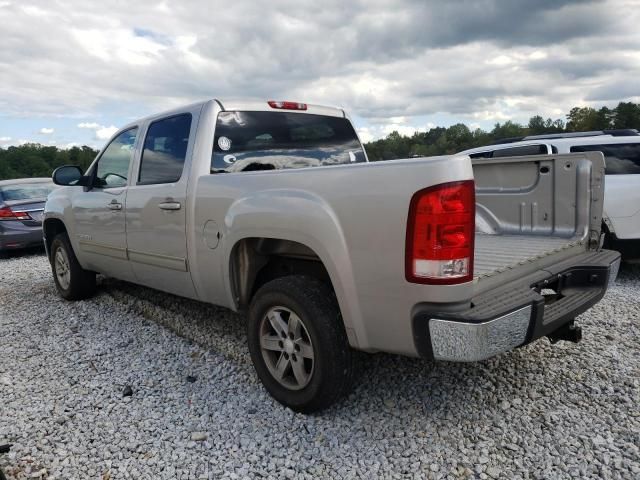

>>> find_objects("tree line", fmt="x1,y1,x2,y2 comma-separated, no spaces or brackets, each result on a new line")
0,144,98,181
365,101,640,160
1,101,639,180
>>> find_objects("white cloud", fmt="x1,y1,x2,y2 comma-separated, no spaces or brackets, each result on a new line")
39,127,54,134
471,110,511,122
77,122,118,140
95,125,118,140
382,124,421,137
356,127,374,143
71,27,168,66
0,136,11,142
529,50,547,60
487,55,514,66
21,5,49,17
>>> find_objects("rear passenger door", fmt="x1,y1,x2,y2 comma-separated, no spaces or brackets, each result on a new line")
124,112,198,299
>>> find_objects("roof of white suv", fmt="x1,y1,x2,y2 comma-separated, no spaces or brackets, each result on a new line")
460,131,640,157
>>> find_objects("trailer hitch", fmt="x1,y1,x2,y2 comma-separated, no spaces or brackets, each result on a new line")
547,320,582,344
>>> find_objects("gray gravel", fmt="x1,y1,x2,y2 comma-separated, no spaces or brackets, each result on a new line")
1,252,639,479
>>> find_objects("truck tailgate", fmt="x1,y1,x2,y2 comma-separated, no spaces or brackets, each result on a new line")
471,152,606,294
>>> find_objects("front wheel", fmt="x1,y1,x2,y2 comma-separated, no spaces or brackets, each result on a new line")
247,275,353,413
50,232,96,300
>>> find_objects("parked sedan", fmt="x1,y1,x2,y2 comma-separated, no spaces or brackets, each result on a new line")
0,178,56,254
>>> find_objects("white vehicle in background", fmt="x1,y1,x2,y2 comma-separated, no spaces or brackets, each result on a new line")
459,130,640,261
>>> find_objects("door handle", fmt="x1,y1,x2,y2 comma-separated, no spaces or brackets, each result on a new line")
158,202,181,211
108,201,122,211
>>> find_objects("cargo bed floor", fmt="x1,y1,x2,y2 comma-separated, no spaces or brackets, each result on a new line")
474,233,581,281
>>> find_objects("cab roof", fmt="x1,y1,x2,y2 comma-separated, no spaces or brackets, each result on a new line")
116,99,348,137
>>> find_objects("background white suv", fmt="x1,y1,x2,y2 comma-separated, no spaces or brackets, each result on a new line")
459,129,640,261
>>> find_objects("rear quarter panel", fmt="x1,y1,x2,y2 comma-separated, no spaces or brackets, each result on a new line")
190,155,474,356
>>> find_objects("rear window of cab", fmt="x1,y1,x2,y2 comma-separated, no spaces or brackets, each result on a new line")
211,111,366,173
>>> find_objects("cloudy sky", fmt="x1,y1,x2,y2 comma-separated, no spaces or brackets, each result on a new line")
0,0,639,148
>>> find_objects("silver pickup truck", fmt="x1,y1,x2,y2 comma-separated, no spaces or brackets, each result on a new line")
44,99,620,412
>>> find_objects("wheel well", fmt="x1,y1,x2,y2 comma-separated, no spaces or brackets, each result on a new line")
230,238,333,309
43,219,67,255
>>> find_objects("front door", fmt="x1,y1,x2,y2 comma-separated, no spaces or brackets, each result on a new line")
124,113,197,299
72,127,138,281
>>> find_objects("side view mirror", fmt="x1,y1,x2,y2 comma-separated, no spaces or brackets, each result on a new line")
52,165,89,186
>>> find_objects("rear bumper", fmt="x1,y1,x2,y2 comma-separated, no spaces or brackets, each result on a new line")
0,223,44,251
413,249,621,362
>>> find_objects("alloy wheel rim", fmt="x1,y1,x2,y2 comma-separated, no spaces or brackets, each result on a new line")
259,306,315,390
54,248,71,290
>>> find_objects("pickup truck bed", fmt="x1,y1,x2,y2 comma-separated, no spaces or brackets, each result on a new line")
474,233,581,280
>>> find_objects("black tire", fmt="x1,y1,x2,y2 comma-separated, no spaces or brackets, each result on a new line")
50,232,96,300
247,275,353,413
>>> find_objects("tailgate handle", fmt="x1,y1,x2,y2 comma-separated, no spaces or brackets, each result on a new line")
159,201,181,211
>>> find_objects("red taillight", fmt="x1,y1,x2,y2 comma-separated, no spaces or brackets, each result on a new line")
268,100,307,110
405,180,475,284
0,207,31,221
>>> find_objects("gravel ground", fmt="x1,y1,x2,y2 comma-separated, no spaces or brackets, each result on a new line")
0,252,638,480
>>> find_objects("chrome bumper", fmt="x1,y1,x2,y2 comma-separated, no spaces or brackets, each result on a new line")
429,306,532,362
608,257,621,286
418,250,620,362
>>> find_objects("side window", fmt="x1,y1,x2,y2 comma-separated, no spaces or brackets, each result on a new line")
491,144,548,158
94,128,138,188
139,114,192,184
570,143,640,175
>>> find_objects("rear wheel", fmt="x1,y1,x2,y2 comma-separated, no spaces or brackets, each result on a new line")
247,275,353,412
50,232,96,300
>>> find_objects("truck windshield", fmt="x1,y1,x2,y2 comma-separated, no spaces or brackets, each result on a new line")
211,111,366,173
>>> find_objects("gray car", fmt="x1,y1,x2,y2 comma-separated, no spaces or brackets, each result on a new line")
0,178,55,254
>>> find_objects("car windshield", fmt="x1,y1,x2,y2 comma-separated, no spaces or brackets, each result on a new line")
211,111,366,173
0,183,56,201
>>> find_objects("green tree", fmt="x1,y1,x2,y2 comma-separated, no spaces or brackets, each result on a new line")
612,102,640,129
491,121,526,140
528,115,546,134
0,143,99,181
566,107,600,131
